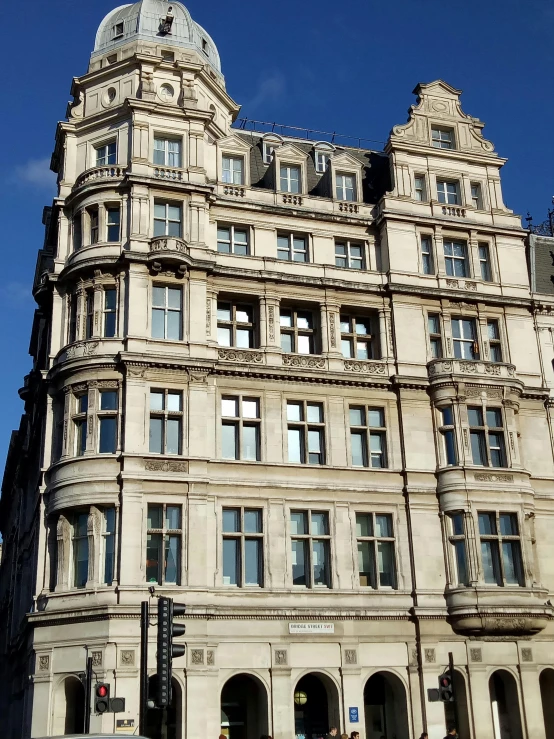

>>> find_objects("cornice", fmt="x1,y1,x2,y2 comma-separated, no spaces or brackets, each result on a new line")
376,207,526,238
385,140,507,167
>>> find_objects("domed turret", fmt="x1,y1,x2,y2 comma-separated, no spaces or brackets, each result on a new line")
92,0,222,78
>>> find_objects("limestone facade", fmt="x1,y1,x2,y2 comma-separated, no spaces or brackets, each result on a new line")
1,3,554,739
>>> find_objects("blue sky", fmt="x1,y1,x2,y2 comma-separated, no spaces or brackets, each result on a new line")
0,0,552,463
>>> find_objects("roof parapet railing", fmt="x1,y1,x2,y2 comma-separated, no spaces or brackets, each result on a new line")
234,117,385,150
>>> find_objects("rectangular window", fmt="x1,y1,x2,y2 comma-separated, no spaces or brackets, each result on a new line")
280,165,301,193
89,206,99,245
106,207,121,243
452,317,479,359
73,512,89,588
336,173,356,201
74,393,88,457
335,240,364,270
290,510,331,587
221,396,261,461
340,315,377,360
487,320,502,362
471,182,483,209
478,512,523,586
85,290,94,340
222,155,244,185
428,314,443,358
153,137,181,168
439,405,457,465
448,512,469,586
69,294,78,343
149,389,183,455
217,301,255,348
98,390,118,454
479,243,492,281
356,513,396,588
437,180,459,205
146,504,182,585
103,507,116,585
73,212,82,251
414,175,426,202
315,151,330,173
152,285,182,340
103,288,117,338
444,241,468,277
95,141,117,166
113,22,124,38
432,127,454,149
280,308,316,354
154,201,182,238
287,401,325,465
263,141,277,164
222,507,263,586
469,407,506,467
421,235,433,274
349,406,387,468
217,225,249,255
277,233,308,262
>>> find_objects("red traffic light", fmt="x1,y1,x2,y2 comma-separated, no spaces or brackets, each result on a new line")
96,685,108,698
440,676,452,687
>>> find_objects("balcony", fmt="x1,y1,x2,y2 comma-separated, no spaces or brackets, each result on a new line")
73,165,125,192
153,166,185,182
428,358,517,382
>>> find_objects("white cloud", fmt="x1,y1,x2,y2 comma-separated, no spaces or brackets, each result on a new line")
247,71,286,111
14,158,56,188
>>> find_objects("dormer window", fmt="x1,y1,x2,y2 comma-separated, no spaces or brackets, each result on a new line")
336,173,356,202
222,156,244,185
262,135,282,165
313,142,335,173
202,38,209,55
113,22,124,39
431,127,454,149
280,165,301,194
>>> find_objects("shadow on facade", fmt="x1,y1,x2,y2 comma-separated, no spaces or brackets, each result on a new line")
220,673,269,739
146,675,182,739
293,672,340,739
52,675,85,735
489,670,523,739
364,671,409,739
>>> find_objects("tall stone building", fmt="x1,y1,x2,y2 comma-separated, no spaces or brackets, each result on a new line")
1,2,554,738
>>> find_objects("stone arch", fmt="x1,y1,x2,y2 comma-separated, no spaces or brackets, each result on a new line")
540,668,554,739
146,675,182,739
489,669,523,739
52,675,85,736
293,671,341,738
363,670,410,739
220,672,269,739
443,668,472,739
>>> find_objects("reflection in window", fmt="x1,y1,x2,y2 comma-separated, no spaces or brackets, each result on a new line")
290,510,330,587
356,513,396,588
146,504,182,585
222,507,263,586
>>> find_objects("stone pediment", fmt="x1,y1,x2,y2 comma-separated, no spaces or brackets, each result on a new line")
276,142,309,161
388,79,497,156
331,151,364,170
217,133,252,152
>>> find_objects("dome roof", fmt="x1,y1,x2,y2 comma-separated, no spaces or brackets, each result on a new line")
92,0,222,76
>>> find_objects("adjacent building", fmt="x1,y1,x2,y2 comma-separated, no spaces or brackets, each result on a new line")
1,2,554,738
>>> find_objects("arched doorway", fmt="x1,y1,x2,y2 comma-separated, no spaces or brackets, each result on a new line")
146,675,182,739
443,670,471,739
364,671,409,739
489,670,523,739
540,669,554,739
294,672,340,739
220,673,268,739
55,676,85,735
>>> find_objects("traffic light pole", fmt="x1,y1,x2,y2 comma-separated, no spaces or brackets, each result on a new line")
139,600,149,737
84,655,93,734
449,651,459,737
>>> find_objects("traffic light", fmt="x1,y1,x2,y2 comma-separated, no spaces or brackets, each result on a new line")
439,671,454,702
94,682,111,713
156,597,186,708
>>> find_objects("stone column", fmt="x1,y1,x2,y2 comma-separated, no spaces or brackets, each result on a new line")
518,660,546,739
260,295,281,351
469,229,480,281
118,488,144,586
185,665,220,738
270,666,294,739
378,307,392,360
319,302,329,354
434,225,445,275
340,652,363,736
466,662,495,739
407,649,424,739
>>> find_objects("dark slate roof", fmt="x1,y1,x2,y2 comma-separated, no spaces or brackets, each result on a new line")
235,132,391,204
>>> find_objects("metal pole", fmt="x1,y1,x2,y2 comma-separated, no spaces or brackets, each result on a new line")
84,655,92,734
140,600,149,736
449,651,459,737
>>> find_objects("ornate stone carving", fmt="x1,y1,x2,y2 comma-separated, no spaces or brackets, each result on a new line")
485,364,501,375
470,648,482,662
446,279,459,288
465,385,484,397
38,655,50,671
344,649,357,665
66,341,100,359
206,650,215,666
329,313,337,348
218,348,263,364
127,366,147,378
145,460,188,473
92,651,103,667
150,237,188,255
459,361,478,373
223,186,245,197
521,648,533,662
282,194,302,205
191,649,204,665
463,428,469,449
424,648,436,663
338,202,359,213
283,355,325,369
474,473,514,483
274,649,288,666
410,648,419,665
120,650,135,666
344,360,387,375
465,281,477,291
206,299,212,336
268,306,275,342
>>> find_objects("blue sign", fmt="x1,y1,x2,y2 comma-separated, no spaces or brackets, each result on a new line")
349,707,359,723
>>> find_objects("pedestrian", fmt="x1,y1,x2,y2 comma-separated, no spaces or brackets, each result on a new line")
444,728,457,739
350,732,360,739
419,734,428,739
327,727,338,739
341,734,348,739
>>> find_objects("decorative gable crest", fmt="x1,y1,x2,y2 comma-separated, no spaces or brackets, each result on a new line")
388,79,497,156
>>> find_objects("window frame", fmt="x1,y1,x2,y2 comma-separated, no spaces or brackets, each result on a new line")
106,205,121,243
451,316,479,360
280,307,317,355
479,243,493,282
444,240,469,278
222,154,244,185
421,234,434,274
221,507,264,587
436,180,460,205
73,392,89,457
72,511,90,588
428,313,443,359
217,300,255,348
478,511,524,587
149,388,183,456
277,232,308,262
290,509,331,588
487,319,503,363
221,396,261,462
280,163,301,194
217,224,249,255
146,503,183,586
153,136,182,168
103,287,117,338
447,512,470,586
151,284,183,341
315,150,331,173
98,389,118,454
335,240,365,270
153,200,182,238
438,405,457,466
470,182,483,210
355,512,397,589
468,406,506,468
88,206,99,244
431,126,455,149
349,405,388,469
414,174,427,202
95,140,117,167
287,400,326,465
103,507,116,586
340,314,377,360
335,171,357,202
